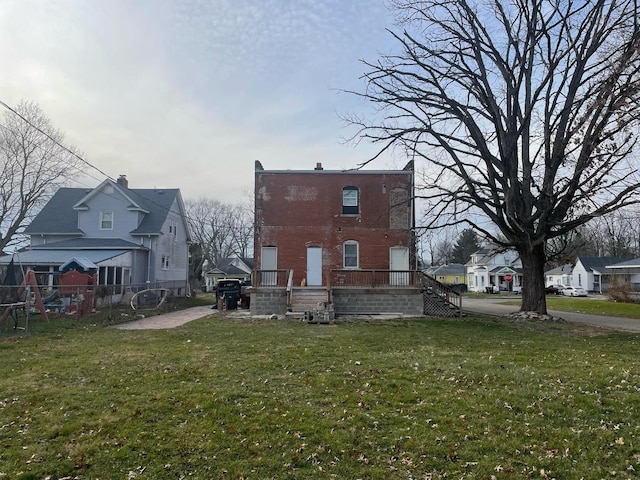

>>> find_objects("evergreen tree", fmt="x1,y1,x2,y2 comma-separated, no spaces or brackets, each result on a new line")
451,229,480,265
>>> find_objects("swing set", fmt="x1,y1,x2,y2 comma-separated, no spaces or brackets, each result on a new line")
0,269,49,331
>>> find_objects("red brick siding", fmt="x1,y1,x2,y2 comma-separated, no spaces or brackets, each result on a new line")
255,169,414,285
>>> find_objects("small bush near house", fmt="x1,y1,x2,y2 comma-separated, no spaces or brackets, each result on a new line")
608,277,639,304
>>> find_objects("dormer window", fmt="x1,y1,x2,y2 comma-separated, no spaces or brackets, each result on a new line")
100,212,113,230
342,186,359,214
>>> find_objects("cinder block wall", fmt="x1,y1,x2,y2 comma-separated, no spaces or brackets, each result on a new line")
250,289,288,316
331,288,423,316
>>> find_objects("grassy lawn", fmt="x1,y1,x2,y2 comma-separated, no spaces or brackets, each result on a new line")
1,313,640,479
545,297,640,319
499,295,640,319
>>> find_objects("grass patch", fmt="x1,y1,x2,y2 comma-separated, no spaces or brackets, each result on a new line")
1,315,640,478
502,296,640,319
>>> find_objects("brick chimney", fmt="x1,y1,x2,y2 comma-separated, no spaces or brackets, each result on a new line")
117,175,128,188
314,162,323,170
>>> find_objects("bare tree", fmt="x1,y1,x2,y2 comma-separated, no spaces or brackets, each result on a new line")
350,0,640,314
185,198,254,278
0,101,83,252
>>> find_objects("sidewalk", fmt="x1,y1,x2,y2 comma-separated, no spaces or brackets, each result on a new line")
113,305,216,330
463,297,640,333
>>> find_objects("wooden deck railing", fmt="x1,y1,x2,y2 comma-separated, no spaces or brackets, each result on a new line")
329,269,420,288
254,270,292,288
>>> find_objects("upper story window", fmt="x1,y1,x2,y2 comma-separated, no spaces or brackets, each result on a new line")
342,186,359,214
100,212,113,230
343,240,359,268
169,219,177,235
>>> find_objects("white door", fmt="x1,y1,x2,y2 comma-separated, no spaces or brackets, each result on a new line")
261,246,277,286
390,246,409,285
306,246,322,286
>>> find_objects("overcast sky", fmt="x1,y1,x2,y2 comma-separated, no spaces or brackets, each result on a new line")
0,0,406,201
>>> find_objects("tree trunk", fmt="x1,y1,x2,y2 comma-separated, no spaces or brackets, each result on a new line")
517,243,547,314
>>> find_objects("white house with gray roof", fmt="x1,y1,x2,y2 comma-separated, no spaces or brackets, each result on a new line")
0,175,191,298
573,256,633,293
465,248,522,293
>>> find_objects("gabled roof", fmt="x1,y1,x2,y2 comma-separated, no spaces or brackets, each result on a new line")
24,184,183,237
59,257,98,272
205,257,254,276
576,256,634,273
72,179,149,214
545,264,573,275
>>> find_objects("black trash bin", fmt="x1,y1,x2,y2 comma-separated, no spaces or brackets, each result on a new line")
216,280,241,310
225,294,238,310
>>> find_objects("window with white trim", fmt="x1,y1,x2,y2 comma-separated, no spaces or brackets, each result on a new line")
161,255,170,270
100,212,113,230
342,186,359,214
343,241,359,268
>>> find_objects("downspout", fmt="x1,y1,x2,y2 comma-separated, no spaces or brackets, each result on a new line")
147,235,152,283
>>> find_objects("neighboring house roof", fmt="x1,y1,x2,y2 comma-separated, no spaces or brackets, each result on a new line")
0,250,128,266
426,263,466,276
489,266,520,274
24,189,87,235
545,264,573,275
576,256,634,274
30,238,147,250
59,257,98,272
24,185,183,237
465,248,492,266
206,265,249,277
606,257,640,269
205,257,254,277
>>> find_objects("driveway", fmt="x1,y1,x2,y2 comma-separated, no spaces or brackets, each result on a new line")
463,296,640,333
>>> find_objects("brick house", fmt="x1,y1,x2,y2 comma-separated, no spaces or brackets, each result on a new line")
251,161,442,317
255,160,416,285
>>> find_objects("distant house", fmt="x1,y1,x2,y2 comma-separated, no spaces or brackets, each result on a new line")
605,258,640,292
465,248,522,292
545,264,574,286
0,176,191,300
425,263,466,286
203,257,254,292
573,256,633,293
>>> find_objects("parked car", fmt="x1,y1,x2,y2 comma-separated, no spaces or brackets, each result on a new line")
512,286,523,294
562,286,588,297
545,284,565,295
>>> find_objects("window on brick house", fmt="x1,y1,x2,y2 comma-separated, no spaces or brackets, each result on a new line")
343,241,359,268
342,186,359,214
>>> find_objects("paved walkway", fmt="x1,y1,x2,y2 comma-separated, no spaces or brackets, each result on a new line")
113,305,217,330
463,297,640,333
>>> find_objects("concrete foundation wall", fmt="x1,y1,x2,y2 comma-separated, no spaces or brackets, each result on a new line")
250,288,288,316
332,288,423,316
